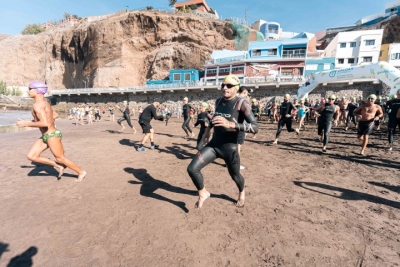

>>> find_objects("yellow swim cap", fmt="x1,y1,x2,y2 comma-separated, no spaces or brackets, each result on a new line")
223,75,240,90
183,97,188,101
368,94,377,99
284,94,290,98
202,102,209,109
328,94,336,99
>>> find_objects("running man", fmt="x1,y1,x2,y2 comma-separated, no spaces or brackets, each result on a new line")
194,102,211,150
338,96,349,125
272,94,299,145
182,97,195,138
345,97,359,131
187,75,258,209
374,96,386,130
237,86,251,170
314,94,340,152
116,101,137,133
16,81,86,181
136,99,166,152
386,89,400,151
353,94,383,155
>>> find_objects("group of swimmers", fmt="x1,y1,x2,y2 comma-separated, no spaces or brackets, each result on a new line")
16,76,400,209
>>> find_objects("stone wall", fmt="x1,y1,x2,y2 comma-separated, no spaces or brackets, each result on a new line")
51,82,384,113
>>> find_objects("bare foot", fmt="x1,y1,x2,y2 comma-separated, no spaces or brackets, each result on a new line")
236,191,245,207
322,147,327,153
272,140,278,145
360,150,365,156
76,171,87,182
120,127,125,131
133,129,137,134
54,164,65,179
195,191,211,209
191,132,195,138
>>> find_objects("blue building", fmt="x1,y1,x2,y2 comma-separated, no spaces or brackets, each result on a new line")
304,58,335,76
248,38,309,60
146,69,199,85
260,22,281,40
355,0,400,26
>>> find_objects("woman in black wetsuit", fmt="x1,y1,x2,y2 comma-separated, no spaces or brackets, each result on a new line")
116,101,137,133
182,97,195,138
194,102,211,150
187,75,258,209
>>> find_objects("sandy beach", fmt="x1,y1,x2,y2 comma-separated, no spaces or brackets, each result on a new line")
0,116,399,267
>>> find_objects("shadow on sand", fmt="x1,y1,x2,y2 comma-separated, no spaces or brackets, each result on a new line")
294,181,400,210
125,167,236,213
0,242,38,267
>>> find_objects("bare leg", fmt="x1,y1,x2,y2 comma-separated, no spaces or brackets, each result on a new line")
141,133,152,145
27,139,65,178
46,138,85,179
195,188,211,209
236,190,245,207
272,138,278,144
120,122,125,131
360,135,368,155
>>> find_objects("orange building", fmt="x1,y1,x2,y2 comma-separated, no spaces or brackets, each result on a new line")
175,0,211,12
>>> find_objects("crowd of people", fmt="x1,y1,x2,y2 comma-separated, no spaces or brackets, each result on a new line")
16,76,400,209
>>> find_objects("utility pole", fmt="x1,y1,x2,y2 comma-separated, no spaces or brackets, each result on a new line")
244,8,247,26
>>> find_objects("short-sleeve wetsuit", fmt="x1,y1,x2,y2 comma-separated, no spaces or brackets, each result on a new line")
187,96,258,192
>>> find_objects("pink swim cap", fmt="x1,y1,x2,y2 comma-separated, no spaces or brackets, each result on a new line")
29,81,48,95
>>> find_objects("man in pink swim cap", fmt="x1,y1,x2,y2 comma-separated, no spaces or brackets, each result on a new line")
16,81,87,182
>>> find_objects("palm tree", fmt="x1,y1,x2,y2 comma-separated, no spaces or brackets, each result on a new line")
169,0,177,7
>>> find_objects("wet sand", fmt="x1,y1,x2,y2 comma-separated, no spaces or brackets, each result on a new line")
0,117,399,266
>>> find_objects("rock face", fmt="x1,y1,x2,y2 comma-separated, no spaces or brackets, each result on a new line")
0,11,258,91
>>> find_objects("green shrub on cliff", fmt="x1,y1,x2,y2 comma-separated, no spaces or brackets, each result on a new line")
0,80,7,95
0,81,22,96
21,24,44,35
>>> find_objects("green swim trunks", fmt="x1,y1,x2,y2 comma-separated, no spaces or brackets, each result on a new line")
42,129,62,144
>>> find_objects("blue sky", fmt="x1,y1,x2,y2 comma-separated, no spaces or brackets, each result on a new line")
0,0,387,35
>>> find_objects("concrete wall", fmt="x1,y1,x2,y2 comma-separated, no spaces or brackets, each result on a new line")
51,82,385,112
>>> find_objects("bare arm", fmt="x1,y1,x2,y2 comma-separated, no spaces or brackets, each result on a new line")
16,103,51,128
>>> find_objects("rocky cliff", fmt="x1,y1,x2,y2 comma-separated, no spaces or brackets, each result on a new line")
0,11,259,91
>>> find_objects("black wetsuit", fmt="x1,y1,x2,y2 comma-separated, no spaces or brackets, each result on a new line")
276,101,296,138
117,106,133,128
187,96,258,192
346,102,358,127
251,104,260,119
374,101,386,127
182,103,194,135
138,104,164,133
194,112,211,150
386,98,400,144
318,104,336,146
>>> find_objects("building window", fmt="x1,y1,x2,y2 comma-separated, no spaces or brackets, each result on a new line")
252,49,261,56
173,73,181,81
267,49,277,55
305,64,318,70
365,40,375,46
184,73,191,81
350,42,356,47
363,57,373,62
348,58,355,63
323,64,331,70
391,53,400,60
338,58,344,64
339,43,346,48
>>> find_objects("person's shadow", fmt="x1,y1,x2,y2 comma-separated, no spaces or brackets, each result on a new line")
294,181,400,209
125,167,236,213
6,246,38,267
368,181,400,194
0,242,9,261
21,163,76,180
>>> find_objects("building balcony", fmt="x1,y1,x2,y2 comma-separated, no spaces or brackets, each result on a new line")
205,55,247,65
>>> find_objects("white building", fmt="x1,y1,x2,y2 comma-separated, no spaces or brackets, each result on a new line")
324,29,384,69
388,43,400,68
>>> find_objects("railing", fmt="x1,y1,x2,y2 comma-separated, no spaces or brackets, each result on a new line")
205,55,247,65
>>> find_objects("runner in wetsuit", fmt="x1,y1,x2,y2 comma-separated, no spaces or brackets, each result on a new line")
374,96,386,130
345,97,359,131
136,99,166,152
386,89,400,151
314,94,340,152
187,75,258,209
182,97,195,138
353,94,383,155
272,94,299,145
194,102,211,150
116,101,137,133
237,86,252,170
